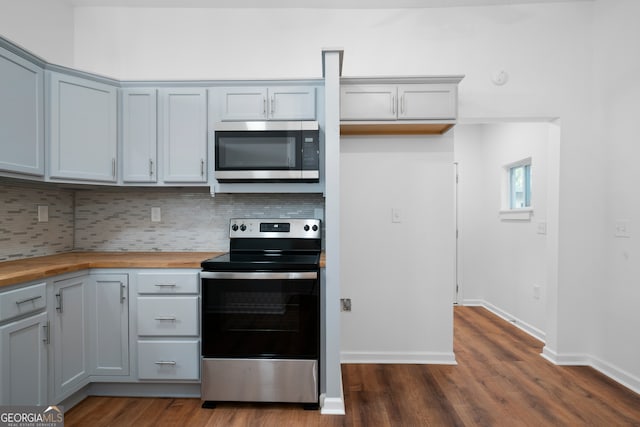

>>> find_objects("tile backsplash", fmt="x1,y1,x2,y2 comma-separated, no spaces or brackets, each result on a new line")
74,188,324,252
1,181,324,260
0,181,75,261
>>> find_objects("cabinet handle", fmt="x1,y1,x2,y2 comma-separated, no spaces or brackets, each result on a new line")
392,95,396,115
43,321,50,345
149,159,154,177
270,96,275,115
200,159,205,177
55,291,63,313
112,158,116,177
15,295,42,305
120,283,126,304
400,95,405,115
263,97,267,115
154,361,177,366
154,283,177,288
154,316,177,321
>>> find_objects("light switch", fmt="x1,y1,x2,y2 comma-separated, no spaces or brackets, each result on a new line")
537,222,547,235
37,205,49,223
614,220,630,238
392,208,402,223
151,207,161,222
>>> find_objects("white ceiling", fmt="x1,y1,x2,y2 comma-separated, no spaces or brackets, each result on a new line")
62,0,592,9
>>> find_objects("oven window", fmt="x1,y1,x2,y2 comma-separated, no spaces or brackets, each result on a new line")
216,133,298,169
201,278,318,359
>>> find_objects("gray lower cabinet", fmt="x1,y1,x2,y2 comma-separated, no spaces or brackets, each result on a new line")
51,274,90,402
48,71,118,183
89,274,129,377
0,281,48,405
0,46,45,177
136,270,200,381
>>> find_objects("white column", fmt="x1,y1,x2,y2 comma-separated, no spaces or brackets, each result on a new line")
321,48,345,415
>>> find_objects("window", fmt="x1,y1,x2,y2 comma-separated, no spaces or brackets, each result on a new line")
500,158,532,220
509,163,531,209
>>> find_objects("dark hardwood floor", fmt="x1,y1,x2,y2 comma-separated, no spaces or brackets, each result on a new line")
65,306,640,426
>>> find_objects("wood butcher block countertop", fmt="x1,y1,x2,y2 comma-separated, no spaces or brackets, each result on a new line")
0,252,221,288
0,251,327,288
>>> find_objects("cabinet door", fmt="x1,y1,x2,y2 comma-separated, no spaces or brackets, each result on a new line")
0,311,48,405
122,89,157,183
89,274,129,376
340,85,397,120
268,86,316,120
160,88,208,183
0,47,44,176
48,72,118,182
397,84,457,120
52,276,90,402
217,87,268,121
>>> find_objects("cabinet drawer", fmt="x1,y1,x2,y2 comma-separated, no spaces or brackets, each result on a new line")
137,271,199,294
137,340,199,380
137,297,198,336
0,283,46,323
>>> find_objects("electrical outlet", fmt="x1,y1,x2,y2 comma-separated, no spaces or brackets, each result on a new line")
533,284,541,300
340,298,351,312
537,222,547,235
392,208,402,223
151,207,161,222
37,205,49,223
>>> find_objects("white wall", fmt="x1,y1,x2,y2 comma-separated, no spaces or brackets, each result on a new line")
455,122,552,339
591,0,640,390
340,135,455,363
0,0,74,65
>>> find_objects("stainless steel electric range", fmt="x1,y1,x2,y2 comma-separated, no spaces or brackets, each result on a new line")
200,218,321,409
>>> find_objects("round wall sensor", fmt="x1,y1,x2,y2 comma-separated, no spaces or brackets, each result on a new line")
491,70,509,86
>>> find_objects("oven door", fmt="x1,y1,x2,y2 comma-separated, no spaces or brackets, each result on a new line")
200,271,319,359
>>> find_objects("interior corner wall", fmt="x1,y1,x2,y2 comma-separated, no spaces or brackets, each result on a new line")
340,134,455,363
591,0,640,390
0,0,74,66
455,122,551,339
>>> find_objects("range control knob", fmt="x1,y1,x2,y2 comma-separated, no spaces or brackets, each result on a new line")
240,224,247,231
231,224,239,231
312,225,318,231
304,224,310,231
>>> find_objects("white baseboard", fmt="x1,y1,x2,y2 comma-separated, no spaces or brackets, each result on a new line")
468,303,640,396
461,298,546,343
321,397,346,415
341,351,457,365
542,347,640,394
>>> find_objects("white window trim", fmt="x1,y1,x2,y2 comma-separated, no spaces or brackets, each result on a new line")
500,157,533,221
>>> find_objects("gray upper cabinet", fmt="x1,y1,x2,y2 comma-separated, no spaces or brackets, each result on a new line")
122,89,158,183
48,72,118,182
340,80,460,121
159,88,208,183
217,86,316,121
0,46,44,176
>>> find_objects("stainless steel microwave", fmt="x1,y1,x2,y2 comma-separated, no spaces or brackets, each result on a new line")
214,121,320,183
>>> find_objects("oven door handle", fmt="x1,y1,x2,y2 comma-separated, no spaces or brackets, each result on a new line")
200,271,317,280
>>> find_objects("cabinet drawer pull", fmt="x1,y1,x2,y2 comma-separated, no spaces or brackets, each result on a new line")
200,159,205,177
15,295,42,305
154,316,177,321
154,360,177,366
149,159,154,177
55,291,63,313
43,321,50,345
154,283,177,288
